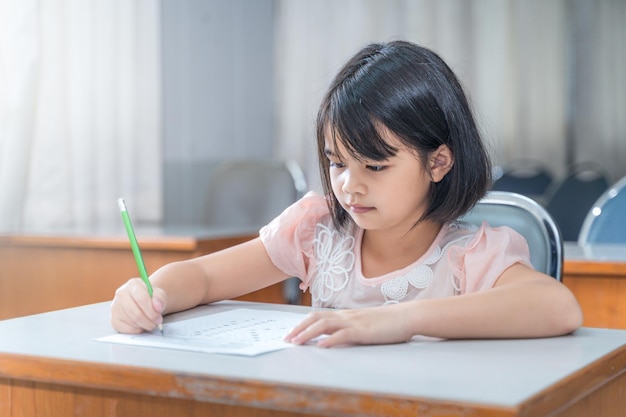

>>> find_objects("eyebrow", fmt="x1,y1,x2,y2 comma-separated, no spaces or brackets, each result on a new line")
324,148,336,157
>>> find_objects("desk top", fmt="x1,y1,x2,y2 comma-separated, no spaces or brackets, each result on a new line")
564,242,626,263
0,301,625,416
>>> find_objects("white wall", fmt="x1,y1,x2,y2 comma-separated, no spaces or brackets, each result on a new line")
161,0,275,225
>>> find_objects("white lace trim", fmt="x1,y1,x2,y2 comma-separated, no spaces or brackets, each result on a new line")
311,224,355,303
310,221,478,306
381,229,474,304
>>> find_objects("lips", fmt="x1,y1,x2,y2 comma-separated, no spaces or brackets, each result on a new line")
347,204,374,214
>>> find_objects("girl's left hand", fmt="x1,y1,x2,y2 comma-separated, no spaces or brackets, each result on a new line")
284,304,413,348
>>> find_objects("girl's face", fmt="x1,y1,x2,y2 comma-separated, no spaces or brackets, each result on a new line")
325,129,438,233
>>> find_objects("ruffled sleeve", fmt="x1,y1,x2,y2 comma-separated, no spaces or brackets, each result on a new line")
447,222,533,293
259,191,330,280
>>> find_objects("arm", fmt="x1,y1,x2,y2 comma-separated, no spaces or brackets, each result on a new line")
285,264,583,347
111,237,291,333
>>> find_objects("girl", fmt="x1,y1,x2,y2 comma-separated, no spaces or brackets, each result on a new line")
111,41,582,347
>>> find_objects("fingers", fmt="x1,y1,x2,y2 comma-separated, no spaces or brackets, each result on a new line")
285,311,357,348
285,306,411,348
110,278,165,334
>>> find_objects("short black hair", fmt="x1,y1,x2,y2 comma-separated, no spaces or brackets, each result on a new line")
316,40,492,231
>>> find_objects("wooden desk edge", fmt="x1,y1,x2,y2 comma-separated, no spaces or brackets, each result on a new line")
0,233,257,252
518,343,626,416
0,352,517,417
563,259,626,277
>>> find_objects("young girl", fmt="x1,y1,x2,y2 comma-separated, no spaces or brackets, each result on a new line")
111,41,582,347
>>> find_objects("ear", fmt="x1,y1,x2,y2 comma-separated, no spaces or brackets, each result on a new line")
429,144,454,183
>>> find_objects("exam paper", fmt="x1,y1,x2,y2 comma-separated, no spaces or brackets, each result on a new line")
98,308,307,356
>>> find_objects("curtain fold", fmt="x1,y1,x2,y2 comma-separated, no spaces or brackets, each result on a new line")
274,0,626,192
0,0,161,232
0,0,38,231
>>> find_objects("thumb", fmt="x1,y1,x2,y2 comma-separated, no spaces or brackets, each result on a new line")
151,287,167,314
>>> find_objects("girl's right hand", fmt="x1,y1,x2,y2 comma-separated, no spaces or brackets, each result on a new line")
110,278,167,334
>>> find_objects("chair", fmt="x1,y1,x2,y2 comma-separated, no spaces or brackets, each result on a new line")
491,159,554,203
578,176,626,244
544,163,610,242
203,159,308,304
459,191,563,280
202,159,307,228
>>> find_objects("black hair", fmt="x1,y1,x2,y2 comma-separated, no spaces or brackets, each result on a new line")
316,40,492,231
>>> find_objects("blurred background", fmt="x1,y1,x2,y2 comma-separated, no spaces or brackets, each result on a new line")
1,0,625,235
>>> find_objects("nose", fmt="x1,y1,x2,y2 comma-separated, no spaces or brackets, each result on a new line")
341,168,365,195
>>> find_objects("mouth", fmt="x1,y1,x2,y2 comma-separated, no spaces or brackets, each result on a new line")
347,203,374,214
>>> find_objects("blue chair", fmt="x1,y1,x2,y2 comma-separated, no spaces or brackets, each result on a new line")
544,163,610,242
578,176,626,244
491,159,554,203
460,191,563,281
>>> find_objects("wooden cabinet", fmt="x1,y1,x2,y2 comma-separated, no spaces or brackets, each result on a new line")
0,230,264,320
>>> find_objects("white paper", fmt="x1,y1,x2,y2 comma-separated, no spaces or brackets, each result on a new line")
98,308,307,356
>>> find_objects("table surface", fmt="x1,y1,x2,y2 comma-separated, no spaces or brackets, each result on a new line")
564,242,626,263
1,300,625,411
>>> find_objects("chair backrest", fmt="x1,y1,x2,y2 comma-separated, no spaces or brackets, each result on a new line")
491,159,554,200
459,191,563,280
578,176,626,244
202,159,307,228
545,163,610,241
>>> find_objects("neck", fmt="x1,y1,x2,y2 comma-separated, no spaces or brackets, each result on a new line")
360,220,444,277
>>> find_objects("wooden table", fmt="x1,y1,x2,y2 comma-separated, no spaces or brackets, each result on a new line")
0,227,259,320
0,301,625,417
563,243,626,329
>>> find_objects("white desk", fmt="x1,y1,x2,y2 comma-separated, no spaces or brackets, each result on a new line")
0,301,625,416
564,242,626,262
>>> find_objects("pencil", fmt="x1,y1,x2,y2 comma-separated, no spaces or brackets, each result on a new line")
117,198,163,334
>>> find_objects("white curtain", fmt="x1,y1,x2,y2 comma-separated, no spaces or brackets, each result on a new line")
274,0,626,192
0,0,161,232
570,0,626,181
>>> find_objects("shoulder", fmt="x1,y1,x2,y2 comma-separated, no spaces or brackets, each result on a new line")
258,191,335,280
445,221,532,293
259,191,333,256
261,191,331,234
445,221,529,251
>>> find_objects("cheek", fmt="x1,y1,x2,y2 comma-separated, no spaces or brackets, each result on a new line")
329,170,342,193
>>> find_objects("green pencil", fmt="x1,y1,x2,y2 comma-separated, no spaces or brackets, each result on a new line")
117,198,163,334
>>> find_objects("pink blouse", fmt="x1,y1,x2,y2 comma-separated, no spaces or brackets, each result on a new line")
259,192,533,309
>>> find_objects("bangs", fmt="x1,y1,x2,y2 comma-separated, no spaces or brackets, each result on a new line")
324,82,398,162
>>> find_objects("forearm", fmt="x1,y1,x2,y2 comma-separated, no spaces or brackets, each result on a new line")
406,280,583,339
149,238,290,315
149,260,210,315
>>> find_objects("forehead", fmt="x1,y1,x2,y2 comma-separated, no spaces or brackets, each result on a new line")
323,123,405,156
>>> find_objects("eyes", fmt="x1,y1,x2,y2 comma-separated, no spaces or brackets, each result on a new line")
325,147,389,172
328,159,387,172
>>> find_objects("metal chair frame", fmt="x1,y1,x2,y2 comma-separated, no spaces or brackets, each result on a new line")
578,176,626,245
460,191,563,281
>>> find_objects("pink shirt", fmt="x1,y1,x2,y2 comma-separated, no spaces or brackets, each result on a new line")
260,192,532,309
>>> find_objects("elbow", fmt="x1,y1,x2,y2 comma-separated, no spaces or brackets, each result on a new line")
553,293,584,336
566,304,584,334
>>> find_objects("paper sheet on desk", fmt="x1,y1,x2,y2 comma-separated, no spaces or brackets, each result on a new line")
97,308,307,356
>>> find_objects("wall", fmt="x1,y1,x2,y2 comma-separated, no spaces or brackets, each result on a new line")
161,0,275,225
